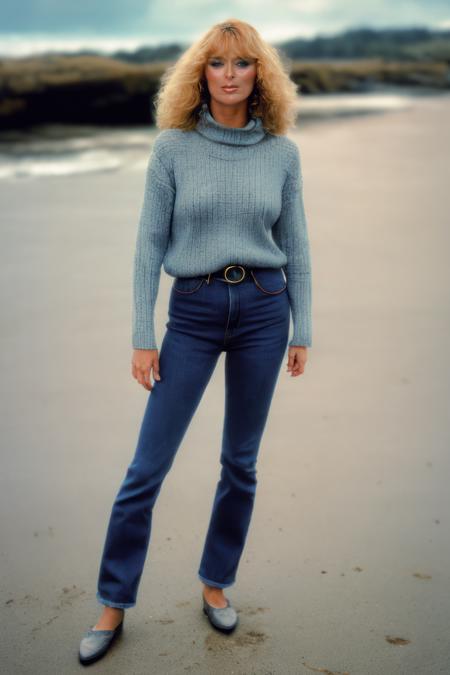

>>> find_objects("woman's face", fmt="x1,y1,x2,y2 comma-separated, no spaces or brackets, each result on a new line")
204,51,257,108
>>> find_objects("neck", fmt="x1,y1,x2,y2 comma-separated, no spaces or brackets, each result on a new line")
208,101,249,129
195,102,266,147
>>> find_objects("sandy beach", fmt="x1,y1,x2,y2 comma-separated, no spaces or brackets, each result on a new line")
1,92,450,674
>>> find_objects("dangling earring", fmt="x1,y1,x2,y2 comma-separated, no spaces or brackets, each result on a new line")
248,84,260,113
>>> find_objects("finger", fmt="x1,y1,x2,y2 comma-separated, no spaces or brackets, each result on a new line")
146,367,154,390
144,365,153,390
287,353,295,372
152,360,161,381
292,360,305,376
289,352,299,375
289,354,300,377
138,368,152,391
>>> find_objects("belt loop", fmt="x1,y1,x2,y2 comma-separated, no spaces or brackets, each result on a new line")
206,272,211,285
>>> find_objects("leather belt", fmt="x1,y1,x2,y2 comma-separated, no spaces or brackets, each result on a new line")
205,264,250,285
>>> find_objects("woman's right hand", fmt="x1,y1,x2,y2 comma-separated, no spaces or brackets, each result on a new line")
131,349,161,391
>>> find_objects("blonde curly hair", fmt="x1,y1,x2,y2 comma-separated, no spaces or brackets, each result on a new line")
154,18,299,135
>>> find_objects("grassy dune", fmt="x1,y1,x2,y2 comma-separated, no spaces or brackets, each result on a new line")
0,54,449,129
291,58,450,93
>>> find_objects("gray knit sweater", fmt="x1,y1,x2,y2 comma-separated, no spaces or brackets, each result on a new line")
132,102,312,350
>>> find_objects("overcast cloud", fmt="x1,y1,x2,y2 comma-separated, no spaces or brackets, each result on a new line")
0,0,448,56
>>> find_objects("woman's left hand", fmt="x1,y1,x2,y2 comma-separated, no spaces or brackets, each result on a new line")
287,346,308,377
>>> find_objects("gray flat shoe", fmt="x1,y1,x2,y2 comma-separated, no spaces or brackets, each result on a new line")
202,593,238,632
78,619,124,665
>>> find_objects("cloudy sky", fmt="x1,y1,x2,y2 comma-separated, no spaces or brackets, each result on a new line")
0,0,448,56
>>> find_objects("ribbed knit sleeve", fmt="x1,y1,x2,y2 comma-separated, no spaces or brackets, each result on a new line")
132,139,175,349
272,145,312,347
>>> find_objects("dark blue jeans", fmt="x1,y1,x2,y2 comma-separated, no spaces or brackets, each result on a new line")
96,266,290,608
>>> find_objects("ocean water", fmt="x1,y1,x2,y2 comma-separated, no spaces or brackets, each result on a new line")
0,88,439,181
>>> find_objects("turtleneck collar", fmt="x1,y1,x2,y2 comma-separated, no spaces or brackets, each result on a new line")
195,102,266,146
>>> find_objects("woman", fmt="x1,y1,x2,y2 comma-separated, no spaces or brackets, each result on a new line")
79,17,312,665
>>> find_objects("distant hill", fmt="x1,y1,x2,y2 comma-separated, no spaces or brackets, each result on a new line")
276,27,450,62
8,26,450,64
102,27,450,64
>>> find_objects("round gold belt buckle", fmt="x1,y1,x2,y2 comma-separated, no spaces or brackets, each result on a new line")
224,265,246,283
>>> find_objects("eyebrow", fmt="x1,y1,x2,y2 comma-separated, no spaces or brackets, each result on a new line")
208,55,253,60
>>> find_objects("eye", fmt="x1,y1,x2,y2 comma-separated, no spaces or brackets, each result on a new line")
208,59,252,68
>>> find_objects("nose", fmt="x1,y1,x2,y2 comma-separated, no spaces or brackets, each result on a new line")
224,62,235,78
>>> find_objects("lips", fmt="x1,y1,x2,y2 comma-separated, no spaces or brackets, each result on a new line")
222,86,238,92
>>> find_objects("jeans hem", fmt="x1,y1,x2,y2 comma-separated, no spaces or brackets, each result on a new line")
96,591,135,609
198,572,235,589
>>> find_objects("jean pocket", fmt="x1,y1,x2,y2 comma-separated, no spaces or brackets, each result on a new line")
250,268,287,295
172,276,206,294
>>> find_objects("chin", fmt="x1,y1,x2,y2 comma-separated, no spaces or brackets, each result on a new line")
214,94,248,106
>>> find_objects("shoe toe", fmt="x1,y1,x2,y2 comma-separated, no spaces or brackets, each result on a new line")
203,597,238,631
79,625,121,663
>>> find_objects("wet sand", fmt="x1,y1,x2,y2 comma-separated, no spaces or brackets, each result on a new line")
1,92,450,674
